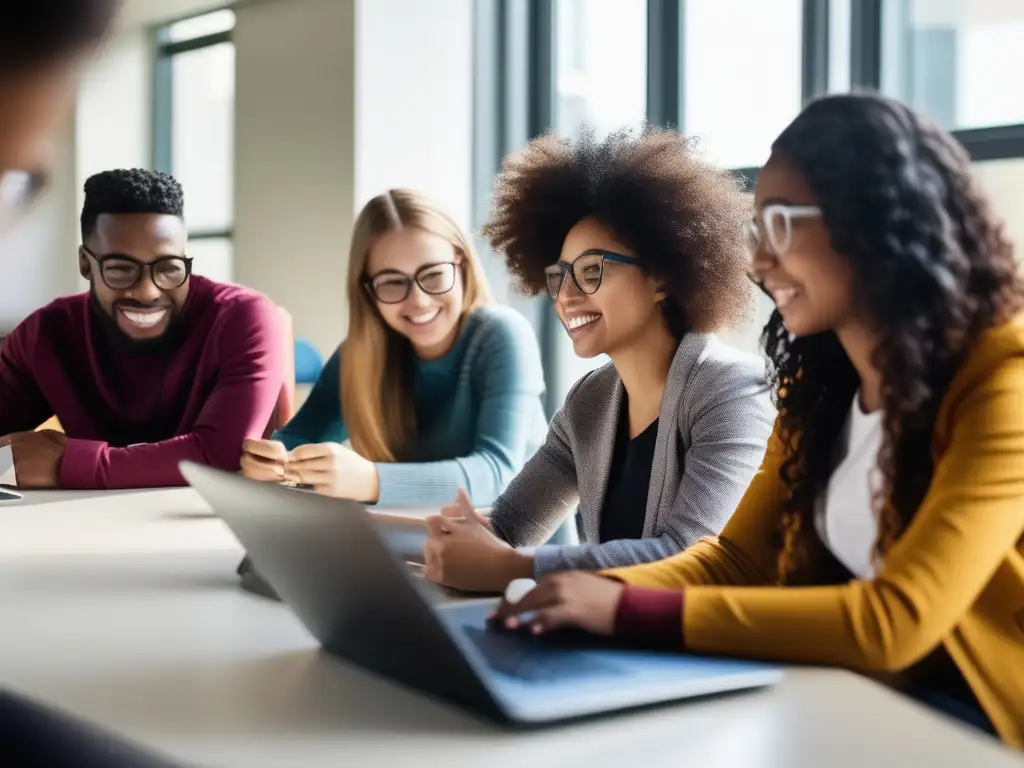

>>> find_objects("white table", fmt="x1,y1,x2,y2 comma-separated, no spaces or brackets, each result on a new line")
0,489,1018,767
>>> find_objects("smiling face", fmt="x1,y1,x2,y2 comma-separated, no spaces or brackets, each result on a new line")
552,218,665,359
365,227,466,359
79,212,190,343
750,154,857,337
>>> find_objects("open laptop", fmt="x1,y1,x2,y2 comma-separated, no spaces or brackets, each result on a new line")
181,461,782,725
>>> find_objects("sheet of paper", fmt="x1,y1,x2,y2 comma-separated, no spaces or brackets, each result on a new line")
0,445,17,487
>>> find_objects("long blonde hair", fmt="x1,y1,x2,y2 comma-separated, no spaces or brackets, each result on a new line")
340,189,493,462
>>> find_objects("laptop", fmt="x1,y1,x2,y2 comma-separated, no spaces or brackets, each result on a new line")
181,461,782,725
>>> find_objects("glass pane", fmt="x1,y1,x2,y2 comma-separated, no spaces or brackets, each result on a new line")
171,42,235,232
883,0,1024,130
165,10,235,43
552,0,647,403
554,0,647,140
828,0,853,92
683,0,803,169
187,237,233,283
974,158,1024,259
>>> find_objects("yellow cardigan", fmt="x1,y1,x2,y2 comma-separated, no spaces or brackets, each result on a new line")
605,318,1024,748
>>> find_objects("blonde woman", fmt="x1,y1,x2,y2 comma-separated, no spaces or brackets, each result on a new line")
241,189,547,508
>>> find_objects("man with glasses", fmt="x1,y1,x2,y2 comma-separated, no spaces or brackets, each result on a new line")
0,168,285,490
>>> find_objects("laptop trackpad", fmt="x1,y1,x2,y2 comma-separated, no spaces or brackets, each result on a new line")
440,602,627,683
461,625,627,682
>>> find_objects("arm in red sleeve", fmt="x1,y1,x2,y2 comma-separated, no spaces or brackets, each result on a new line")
0,316,54,436
613,586,686,651
58,297,286,490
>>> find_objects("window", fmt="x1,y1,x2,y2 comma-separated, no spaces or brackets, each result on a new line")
155,10,236,282
473,0,1024,414
828,0,853,92
552,0,648,404
883,0,1024,130
974,158,1024,256
554,0,647,139
682,0,803,168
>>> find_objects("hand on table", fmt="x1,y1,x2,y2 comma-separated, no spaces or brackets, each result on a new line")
423,489,533,593
0,430,67,488
240,439,380,502
489,571,624,636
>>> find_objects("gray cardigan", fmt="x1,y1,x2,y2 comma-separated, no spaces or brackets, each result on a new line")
489,332,775,578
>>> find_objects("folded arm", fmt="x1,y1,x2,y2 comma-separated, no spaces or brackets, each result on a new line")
59,299,286,490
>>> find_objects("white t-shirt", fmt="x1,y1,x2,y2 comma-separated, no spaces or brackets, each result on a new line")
814,394,884,578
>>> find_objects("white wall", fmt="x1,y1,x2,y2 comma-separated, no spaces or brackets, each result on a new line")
121,0,240,27
76,32,152,193
232,0,358,356
75,30,154,294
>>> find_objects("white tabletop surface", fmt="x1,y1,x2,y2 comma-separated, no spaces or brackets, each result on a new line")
0,488,1019,767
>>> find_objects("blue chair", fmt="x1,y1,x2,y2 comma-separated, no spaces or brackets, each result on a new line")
294,339,324,384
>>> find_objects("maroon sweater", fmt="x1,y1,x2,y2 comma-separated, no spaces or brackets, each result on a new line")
0,276,285,490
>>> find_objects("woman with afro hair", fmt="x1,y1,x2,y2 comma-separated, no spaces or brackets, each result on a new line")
492,94,1024,748
423,126,775,593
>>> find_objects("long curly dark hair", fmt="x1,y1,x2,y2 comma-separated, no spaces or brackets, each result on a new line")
764,93,1024,584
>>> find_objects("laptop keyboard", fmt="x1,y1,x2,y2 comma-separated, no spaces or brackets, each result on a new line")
462,625,624,682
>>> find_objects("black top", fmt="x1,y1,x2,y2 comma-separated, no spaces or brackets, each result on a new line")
599,406,660,543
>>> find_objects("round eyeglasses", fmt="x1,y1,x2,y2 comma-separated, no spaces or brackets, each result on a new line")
364,261,460,304
0,169,48,234
742,204,822,261
543,249,641,300
81,246,193,291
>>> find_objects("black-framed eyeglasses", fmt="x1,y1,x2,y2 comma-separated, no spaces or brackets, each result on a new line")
0,169,48,233
543,249,641,300
364,260,460,304
81,245,193,291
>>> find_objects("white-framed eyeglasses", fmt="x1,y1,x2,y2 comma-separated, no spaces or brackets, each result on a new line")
0,169,48,234
742,204,822,259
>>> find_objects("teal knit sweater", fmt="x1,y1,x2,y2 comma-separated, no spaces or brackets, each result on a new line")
273,306,548,508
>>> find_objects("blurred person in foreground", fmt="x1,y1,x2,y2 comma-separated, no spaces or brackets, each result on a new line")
0,1,117,234
0,5,189,768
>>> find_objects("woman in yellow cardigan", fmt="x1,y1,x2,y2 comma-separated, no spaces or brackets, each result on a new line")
490,93,1024,748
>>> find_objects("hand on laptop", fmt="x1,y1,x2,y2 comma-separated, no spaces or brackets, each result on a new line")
488,572,624,637
423,489,534,592
0,430,67,488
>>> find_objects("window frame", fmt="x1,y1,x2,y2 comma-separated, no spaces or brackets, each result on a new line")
152,12,235,247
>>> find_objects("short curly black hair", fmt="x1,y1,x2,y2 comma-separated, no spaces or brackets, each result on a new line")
0,0,118,71
482,125,754,335
762,92,1024,584
81,169,184,239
